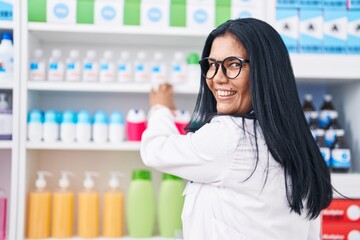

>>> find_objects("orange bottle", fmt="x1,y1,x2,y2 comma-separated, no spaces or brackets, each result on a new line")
78,172,99,238
51,171,74,238
103,172,124,237
27,171,52,239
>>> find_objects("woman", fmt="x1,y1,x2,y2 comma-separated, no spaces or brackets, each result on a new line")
140,18,332,239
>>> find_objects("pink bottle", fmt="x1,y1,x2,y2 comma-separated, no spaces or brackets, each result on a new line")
126,109,147,141
175,110,190,135
0,189,7,240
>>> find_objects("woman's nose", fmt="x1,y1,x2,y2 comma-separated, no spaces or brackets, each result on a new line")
212,66,228,83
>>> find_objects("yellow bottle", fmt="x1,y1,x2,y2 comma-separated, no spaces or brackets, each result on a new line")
27,171,52,239
52,171,74,238
103,172,124,237
78,171,99,238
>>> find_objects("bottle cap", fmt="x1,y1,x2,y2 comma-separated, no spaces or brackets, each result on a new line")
108,172,124,189
59,171,74,190
163,173,182,181
62,110,76,124
187,52,200,65
86,50,96,59
52,49,62,58
83,171,98,190
44,110,58,123
304,94,313,101
174,51,184,61
137,51,146,60
1,32,12,41
109,111,124,124
93,111,108,124
77,110,92,124
132,169,151,180
34,49,43,58
120,51,130,60
126,109,145,123
36,171,52,190
324,94,332,102
28,110,43,123
69,49,79,59
103,50,113,59
154,52,163,61
309,111,318,119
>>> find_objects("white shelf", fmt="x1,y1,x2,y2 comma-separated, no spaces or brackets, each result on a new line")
0,80,14,89
26,141,141,151
0,140,13,149
0,20,14,30
331,173,360,199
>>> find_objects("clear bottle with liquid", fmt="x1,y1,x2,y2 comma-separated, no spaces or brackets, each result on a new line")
29,49,46,81
48,49,64,81
82,50,99,82
331,129,351,173
170,51,187,87
151,52,167,91
319,94,337,128
65,49,81,82
0,32,13,81
99,50,116,82
117,51,132,83
302,94,316,124
186,52,201,90
134,51,150,83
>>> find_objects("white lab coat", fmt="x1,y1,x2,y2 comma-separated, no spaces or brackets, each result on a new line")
141,107,321,240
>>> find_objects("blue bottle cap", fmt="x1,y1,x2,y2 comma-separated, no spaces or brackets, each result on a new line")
28,110,43,123
1,32,12,41
93,111,108,124
44,110,58,123
62,110,76,124
77,110,92,124
109,111,124,124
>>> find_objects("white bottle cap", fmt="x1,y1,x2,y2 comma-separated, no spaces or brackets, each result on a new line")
109,172,124,189
52,49,62,58
59,171,74,190
69,49,79,59
154,52,163,61
310,111,318,119
86,50,96,59
137,51,146,60
103,50,113,60
34,49,43,58
174,51,184,61
120,51,130,60
83,171,98,190
304,94,313,101
324,94,332,102
36,171,52,190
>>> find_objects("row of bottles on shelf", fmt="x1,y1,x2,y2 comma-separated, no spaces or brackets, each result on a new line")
302,94,351,172
0,189,6,240
28,108,190,143
0,32,13,82
27,170,184,239
0,90,12,141
29,49,201,89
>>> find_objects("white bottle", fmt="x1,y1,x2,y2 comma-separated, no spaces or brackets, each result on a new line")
27,110,43,142
60,110,76,143
151,52,168,91
134,51,150,83
93,111,108,143
76,110,92,143
29,49,46,81
82,50,99,82
0,32,14,81
43,110,60,142
48,49,64,81
186,52,201,90
65,50,81,82
170,51,187,86
0,92,12,140
108,111,125,143
99,50,116,82
117,51,132,83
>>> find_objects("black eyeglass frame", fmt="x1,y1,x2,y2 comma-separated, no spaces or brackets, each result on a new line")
198,56,250,80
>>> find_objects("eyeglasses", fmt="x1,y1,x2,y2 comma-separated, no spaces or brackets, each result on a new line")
199,56,250,80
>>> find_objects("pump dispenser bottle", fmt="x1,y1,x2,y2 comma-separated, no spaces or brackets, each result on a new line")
78,171,99,238
51,171,74,238
27,171,52,239
103,172,125,237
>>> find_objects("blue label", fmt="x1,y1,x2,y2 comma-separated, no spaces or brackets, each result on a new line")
194,9,207,24
101,6,116,21
67,63,75,70
136,65,144,71
153,66,160,73
238,11,252,19
30,63,39,70
0,2,13,20
147,7,162,22
50,63,58,70
84,63,93,70
0,67,5,72
101,64,109,70
173,65,181,72
54,3,69,19
118,65,126,71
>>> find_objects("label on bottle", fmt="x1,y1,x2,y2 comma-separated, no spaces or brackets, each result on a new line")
151,64,167,91
66,61,81,81
134,63,150,83
30,62,46,81
319,110,337,128
170,64,186,85
83,62,99,82
117,63,132,82
48,62,64,81
325,129,343,147
331,149,351,169
304,110,317,124
99,63,115,82
320,147,331,167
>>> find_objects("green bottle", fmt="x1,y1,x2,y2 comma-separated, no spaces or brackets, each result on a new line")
158,174,185,237
126,169,155,237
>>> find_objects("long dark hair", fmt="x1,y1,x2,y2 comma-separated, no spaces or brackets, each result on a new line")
187,18,332,219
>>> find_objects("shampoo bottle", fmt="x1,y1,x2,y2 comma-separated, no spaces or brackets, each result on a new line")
27,110,43,142
51,171,74,238
108,111,125,143
60,110,76,143
103,172,125,237
76,110,92,143
92,111,108,143
78,172,99,238
27,171,52,239
43,110,59,142
0,188,7,240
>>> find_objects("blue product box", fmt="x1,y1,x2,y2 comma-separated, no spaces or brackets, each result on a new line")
323,0,347,9
0,0,13,21
347,10,360,54
299,0,323,9
277,0,299,8
300,9,323,53
276,8,299,53
323,10,347,54
349,0,360,9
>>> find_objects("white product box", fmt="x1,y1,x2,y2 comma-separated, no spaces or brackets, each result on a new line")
231,6,264,21
141,0,170,27
300,9,323,53
186,0,215,30
347,10,360,54
47,0,76,24
275,8,299,53
94,0,124,26
323,10,347,54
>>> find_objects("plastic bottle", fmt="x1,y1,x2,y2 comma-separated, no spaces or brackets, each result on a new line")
99,50,116,82
51,171,74,238
331,129,351,173
48,49,64,81
78,172,99,238
82,50,99,82
117,51,132,83
0,189,7,240
134,51,150,83
0,32,14,81
92,111,108,143
65,49,81,82
308,111,320,140
109,111,125,143
302,94,316,124
316,129,331,168
27,171,52,238
76,110,92,143
186,52,201,90
158,174,185,237
175,109,190,135
103,172,124,237
29,49,46,81
151,52,167,91
126,169,155,237
319,94,337,128
126,109,146,141
43,110,60,142
60,110,76,143
0,92,12,140
170,51,187,87
27,110,43,142
325,111,341,147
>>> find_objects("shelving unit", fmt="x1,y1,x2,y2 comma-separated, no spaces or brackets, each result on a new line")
0,141,13,149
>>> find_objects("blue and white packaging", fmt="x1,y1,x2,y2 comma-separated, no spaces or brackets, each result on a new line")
323,0,347,9
65,50,81,82
94,0,124,25
76,110,92,143
117,51,133,83
299,0,322,9
141,0,170,27
99,50,116,82
60,110,76,143
93,111,108,143
347,10,360,54
0,0,13,21
349,0,360,9
27,110,43,142
30,49,46,81
231,7,264,20
187,0,215,31
82,50,99,82
300,9,323,53
48,49,64,81
109,111,125,143
323,10,347,54
276,0,299,8
276,8,299,53
43,110,60,142
150,52,167,91
47,0,76,24
134,51,150,83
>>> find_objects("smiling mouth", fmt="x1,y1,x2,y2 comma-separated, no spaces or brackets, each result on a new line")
217,90,237,97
